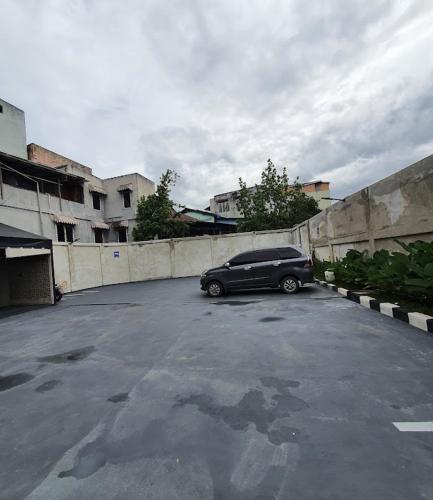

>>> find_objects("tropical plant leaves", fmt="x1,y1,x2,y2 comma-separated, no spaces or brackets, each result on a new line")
317,239,433,301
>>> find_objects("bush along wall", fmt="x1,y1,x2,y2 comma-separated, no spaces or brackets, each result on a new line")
315,240,433,309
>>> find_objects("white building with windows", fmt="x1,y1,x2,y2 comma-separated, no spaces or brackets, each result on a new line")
0,146,154,244
0,98,155,243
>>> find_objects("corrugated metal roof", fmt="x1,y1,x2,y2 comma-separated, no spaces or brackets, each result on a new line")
173,213,197,223
91,221,110,230
53,214,79,225
181,209,215,222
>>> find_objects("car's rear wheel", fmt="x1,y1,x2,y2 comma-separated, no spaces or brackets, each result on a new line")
206,280,224,297
280,276,300,294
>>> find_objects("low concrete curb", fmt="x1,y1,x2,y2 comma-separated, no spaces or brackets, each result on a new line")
314,279,433,335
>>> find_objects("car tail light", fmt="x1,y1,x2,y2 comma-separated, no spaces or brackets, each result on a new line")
304,258,313,268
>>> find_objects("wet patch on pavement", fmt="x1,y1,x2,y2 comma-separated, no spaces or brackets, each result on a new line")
212,300,260,306
37,346,95,364
268,426,301,445
58,442,107,479
0,372,34,392
107,392,129,403
174,376,308,444
57,420,165,479
35,380,63,393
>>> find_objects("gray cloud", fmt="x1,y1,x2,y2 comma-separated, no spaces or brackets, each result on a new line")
1,0,433,207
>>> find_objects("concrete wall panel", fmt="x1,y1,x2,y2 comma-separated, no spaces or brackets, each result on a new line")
128,242,171,282
333,241,370,260
211,233,254,267
253,230,292,250
70,245,102,290
314,246,332,261
173,238,213,277
299,224,310,253
101,245,130,285
52,244,71,292
369,156,433,239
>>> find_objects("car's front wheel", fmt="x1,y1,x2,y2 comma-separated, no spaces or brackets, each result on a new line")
280,276,300,294
206,280,224,297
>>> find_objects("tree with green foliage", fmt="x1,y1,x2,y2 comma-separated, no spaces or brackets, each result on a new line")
236,159,320,232
132,169,187,241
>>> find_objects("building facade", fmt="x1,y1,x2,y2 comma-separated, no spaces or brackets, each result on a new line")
0,98,27,159
208,180,331,218
0,145,155,243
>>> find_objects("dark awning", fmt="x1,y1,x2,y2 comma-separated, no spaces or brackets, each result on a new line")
0,223,52,249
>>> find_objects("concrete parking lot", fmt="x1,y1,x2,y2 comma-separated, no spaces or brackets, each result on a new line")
1,278,433,499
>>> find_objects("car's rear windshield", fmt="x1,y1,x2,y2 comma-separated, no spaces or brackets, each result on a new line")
278,247,302,259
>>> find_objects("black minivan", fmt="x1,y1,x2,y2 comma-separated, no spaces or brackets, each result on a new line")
200,245,314,297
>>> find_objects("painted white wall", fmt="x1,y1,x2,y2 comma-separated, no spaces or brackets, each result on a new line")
100,244,130,286
0,99,27,158
69,245,102,291
128,241,172,282
53,244,71,292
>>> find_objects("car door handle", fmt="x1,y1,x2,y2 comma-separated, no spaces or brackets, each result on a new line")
273,261,282,266
244,265,252,270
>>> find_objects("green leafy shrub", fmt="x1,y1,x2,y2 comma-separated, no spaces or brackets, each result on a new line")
328,250,370,287
314,240,433,303
312,254,330,279
397,240,433,299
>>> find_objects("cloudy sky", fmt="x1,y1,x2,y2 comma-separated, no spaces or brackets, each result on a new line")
1,0,433,207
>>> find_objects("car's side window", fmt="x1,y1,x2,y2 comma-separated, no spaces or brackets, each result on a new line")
278,247,301,259
231,250,279,266
230,252,255,266
253,250,280,262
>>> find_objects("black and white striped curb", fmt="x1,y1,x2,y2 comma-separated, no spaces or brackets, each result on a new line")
314,279,433,334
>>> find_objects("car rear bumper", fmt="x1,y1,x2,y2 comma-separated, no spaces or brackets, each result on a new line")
297,267,314,284
200,276,206,290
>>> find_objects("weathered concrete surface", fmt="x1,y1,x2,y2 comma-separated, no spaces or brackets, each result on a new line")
1,279,433,499
302,153,433,260
0,98,27,158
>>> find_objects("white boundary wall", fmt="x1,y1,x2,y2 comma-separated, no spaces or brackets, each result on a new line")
53,229,294,292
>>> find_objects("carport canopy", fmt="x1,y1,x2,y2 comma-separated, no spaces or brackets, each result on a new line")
0,223,52,251
0,224,54,307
